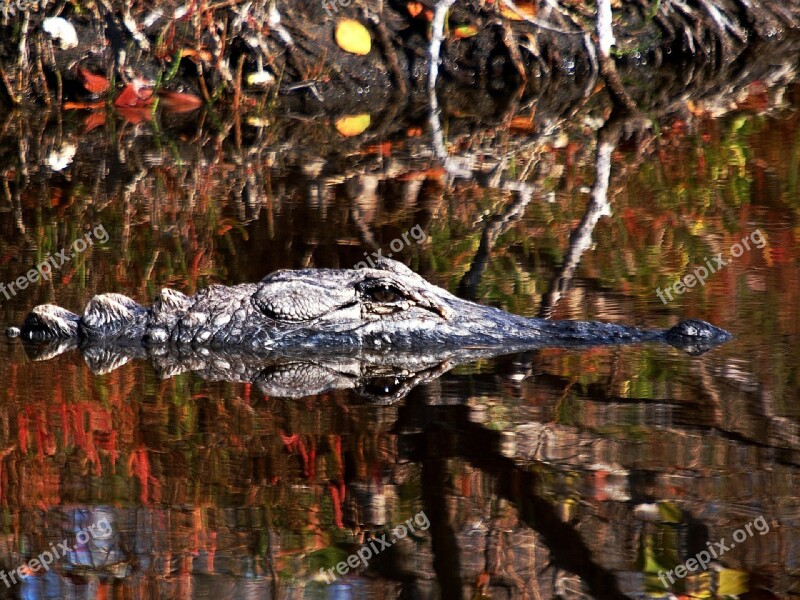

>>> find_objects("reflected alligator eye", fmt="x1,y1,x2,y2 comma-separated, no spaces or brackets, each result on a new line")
359,282,408,304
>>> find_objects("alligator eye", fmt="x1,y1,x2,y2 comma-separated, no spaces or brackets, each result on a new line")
359,282,408,304
358,376,407,400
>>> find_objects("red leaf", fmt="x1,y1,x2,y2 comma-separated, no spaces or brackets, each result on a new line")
158,90,203,113
114,80,154,108
78,68,109,94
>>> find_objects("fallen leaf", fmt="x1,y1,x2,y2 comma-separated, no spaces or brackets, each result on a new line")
63,100,105,110
246,70,275,86
78,68,109,94
407,1,423,17
335,19,371,56
686,100,707,116
500,1,536,20
179,48,214,62
158,90,203,112
246,116,271,127
334,113,371,137
453,24,478,39
510,115,536,131
114,79,154,108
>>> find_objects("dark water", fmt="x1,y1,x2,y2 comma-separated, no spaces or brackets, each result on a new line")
0,83,798,599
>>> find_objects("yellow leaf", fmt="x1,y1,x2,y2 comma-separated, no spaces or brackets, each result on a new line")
335,19,371,56
500,6,522,20
717,568,748,596
335,114,371,137
500,1,536,20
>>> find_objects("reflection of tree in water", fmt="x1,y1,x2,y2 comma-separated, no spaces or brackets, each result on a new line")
0,19,798,600
0,351,795,598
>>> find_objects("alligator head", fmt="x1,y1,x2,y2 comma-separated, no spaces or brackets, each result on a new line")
7,259,732,356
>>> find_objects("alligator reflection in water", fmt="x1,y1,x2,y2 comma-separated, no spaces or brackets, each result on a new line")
1,363,794,599
8,257,731,405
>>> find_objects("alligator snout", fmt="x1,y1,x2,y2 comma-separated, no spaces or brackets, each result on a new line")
7,304,80,341
664,319,733,356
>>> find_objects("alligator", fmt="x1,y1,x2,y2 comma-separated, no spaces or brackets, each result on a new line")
7,259,731,367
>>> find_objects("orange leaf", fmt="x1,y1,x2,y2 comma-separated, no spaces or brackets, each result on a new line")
114,81,154,108
63,100,104,110
407,2,432,20
179,48,213,61
510,115,536,131
78,68,109,94
407,1,423,16
501,1,536,20
158,90,203,112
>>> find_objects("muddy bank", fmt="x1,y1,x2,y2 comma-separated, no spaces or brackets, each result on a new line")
2,0,800,115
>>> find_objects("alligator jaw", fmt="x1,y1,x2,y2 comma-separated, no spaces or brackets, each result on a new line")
440,303,732,355
351,291,732,356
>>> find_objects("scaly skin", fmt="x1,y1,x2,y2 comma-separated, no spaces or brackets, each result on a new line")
6,258,731,356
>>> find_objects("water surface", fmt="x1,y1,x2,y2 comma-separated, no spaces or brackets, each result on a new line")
0,84,798,599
